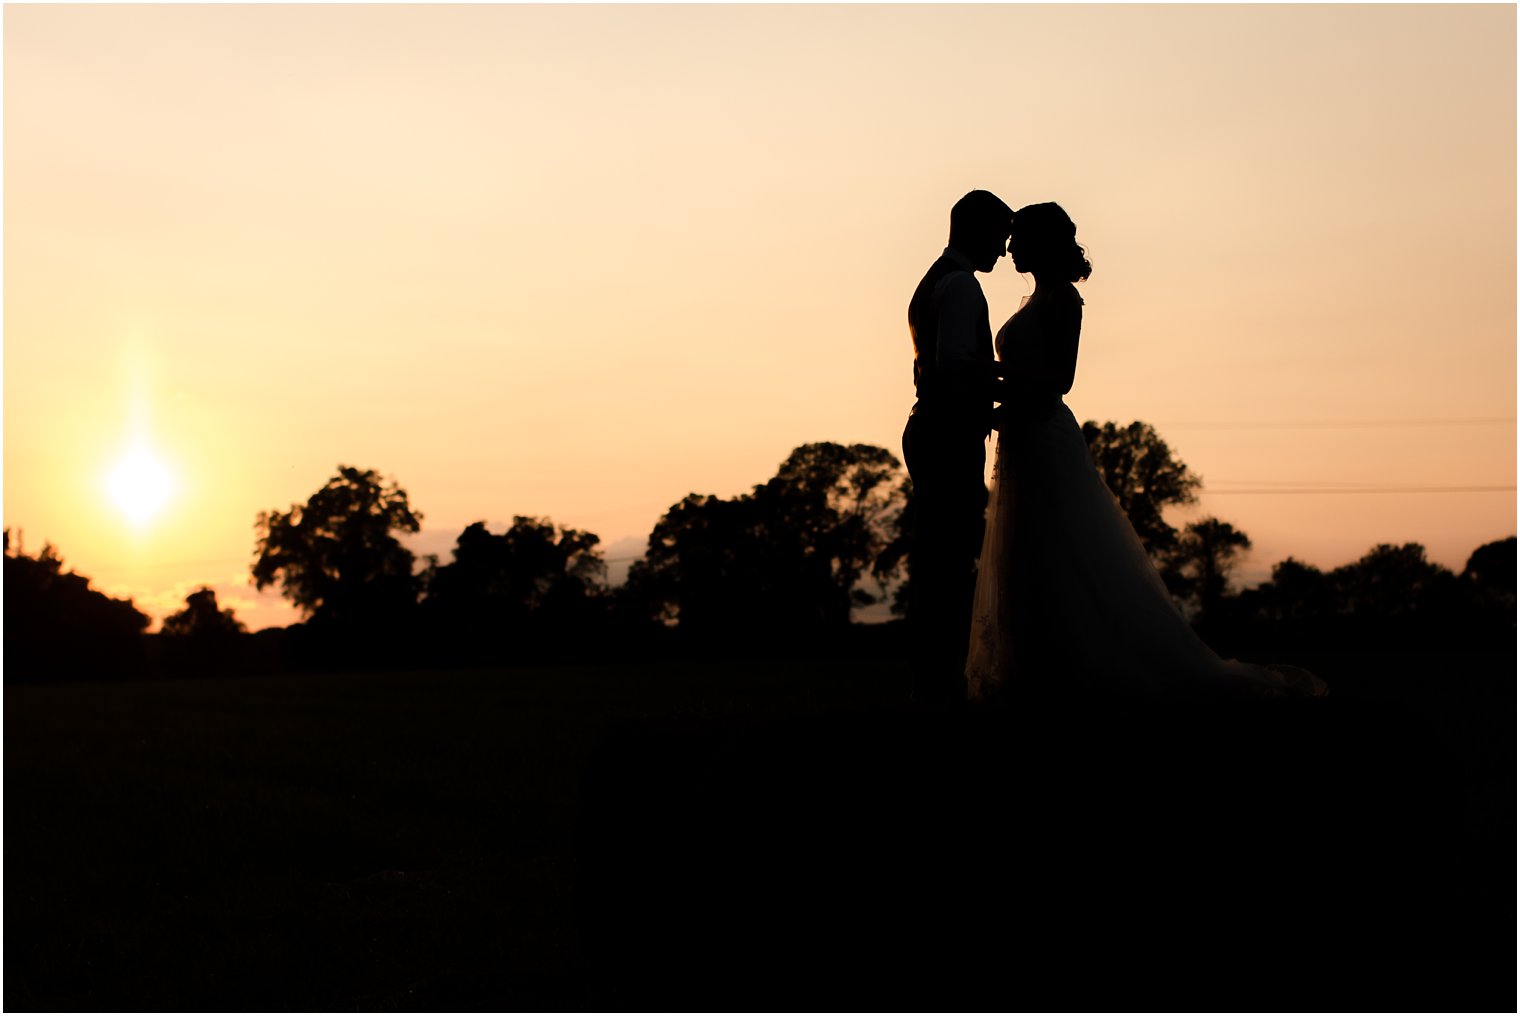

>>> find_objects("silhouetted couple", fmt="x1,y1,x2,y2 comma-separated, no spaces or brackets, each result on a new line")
903,190,1325,703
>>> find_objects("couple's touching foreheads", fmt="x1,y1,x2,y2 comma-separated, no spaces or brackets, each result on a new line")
902,190,1326,703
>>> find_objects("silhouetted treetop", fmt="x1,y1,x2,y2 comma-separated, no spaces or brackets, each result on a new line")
417,516,610,662
253,465,422,627
425,517,606,617
759,442,908,605
1328,542,1451,618
1081,420,1201,561
625,442,908,636
1462,536,1516,591
4,536,150,635
3,532,149,679
1253,557,1337,625
162,586,246,639
874,476,915,618
1172,516,1252,620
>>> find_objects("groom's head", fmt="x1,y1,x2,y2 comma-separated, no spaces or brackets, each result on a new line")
948,190,1014,272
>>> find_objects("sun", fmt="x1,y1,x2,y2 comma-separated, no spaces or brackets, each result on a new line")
106,447,175,526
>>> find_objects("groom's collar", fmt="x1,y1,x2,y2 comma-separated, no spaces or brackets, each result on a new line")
942,246,977,273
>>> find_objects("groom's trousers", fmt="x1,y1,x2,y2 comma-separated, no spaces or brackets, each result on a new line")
902,408,988,704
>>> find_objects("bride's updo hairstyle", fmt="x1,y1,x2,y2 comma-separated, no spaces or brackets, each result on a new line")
1011,202,1092,282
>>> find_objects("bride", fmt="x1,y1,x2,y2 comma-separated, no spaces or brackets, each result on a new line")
965,202,1325,700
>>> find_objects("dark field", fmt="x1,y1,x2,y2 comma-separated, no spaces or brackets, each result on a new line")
7,651,1515,1011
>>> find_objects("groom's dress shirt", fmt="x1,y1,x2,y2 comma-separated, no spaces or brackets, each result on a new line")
933,246,986,373
909,246,995,432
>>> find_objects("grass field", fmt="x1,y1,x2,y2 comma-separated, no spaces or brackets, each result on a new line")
6,651,1514,1010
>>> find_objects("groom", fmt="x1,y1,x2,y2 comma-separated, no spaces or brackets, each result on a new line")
902,189,1013,705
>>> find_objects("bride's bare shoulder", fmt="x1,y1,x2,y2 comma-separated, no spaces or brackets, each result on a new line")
1037,282,1083,315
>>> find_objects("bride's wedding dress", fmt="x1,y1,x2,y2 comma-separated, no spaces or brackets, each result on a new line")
965,294,1324,700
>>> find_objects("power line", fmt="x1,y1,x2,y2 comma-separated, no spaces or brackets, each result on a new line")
1159,417,1514,431
1203,485,1514,495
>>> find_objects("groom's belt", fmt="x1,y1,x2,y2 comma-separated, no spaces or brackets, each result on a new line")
910,397,993,429
914,369,993,401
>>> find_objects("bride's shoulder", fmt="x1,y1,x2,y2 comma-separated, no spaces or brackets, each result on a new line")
1035,282,1083,315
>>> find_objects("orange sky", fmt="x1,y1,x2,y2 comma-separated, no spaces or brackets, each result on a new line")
5,4,1515,631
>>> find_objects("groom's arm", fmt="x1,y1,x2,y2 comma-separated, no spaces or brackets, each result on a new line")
934,273,996,399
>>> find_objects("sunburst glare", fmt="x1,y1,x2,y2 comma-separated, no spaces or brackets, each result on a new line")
106,447,175,526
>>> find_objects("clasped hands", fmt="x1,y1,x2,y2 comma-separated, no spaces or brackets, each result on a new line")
979,359,1015,432
979,359,1069,432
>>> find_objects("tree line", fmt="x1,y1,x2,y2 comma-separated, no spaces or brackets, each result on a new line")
4,423,1514,681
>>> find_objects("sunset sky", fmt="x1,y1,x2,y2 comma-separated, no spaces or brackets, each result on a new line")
5,4,1515,632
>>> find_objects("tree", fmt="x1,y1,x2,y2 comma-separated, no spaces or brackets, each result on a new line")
757,442,909,611
252,466,422,628
3,532,150,679
1462,537,1516,592
625,492,786,634
162,587,246,639
1457,537,1518,652
1328,543,1451,618
1171,517,1252,620
423,517,607,651
1081,421,1201,567
1253,557,1336,625
626,443,909,637
158,586,247,677
874,477,915,618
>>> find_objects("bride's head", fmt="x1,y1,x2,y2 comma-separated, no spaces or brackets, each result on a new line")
1009,202,1092,282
